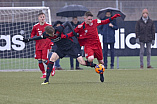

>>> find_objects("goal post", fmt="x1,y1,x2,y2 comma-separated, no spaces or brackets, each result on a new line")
0,7,51,70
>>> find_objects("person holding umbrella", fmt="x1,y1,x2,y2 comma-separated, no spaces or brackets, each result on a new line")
64,17,83,70
99,10,118,69
63,11,121,81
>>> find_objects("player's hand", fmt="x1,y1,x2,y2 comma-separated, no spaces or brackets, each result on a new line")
49,42,54,46
61,34,68,38
73,32,79,38
22,38,30,43
111,14,121,20
56,26,64,33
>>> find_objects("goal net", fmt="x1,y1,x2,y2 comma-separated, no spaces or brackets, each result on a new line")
0,7,51,70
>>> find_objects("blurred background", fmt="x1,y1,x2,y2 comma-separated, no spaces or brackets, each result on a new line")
1,0,157,21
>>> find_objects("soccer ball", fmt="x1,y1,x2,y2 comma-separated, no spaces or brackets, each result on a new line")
95,64,105,74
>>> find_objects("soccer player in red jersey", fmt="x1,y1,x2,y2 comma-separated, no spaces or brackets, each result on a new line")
67,11,120,64
65,11,120,78
30,13,54,78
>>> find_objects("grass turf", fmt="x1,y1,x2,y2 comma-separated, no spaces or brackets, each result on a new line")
0,69,157,104
1,56,157,70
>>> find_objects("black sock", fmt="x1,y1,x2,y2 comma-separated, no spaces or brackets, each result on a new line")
85,61,96,68
45,61,54,82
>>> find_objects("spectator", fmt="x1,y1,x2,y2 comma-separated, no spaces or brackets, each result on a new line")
65,17,83,70
135,8,155,69
99,11,118,69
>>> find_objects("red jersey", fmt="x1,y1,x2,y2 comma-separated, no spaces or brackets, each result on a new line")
31,22,51,50
74,19,111,46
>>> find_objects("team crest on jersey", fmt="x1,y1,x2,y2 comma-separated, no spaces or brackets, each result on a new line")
84,30,88,35
38,31,42,36
84,30,88,34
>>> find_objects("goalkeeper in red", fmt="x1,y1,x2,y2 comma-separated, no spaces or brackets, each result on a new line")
64,11,120,79
30,13,54,78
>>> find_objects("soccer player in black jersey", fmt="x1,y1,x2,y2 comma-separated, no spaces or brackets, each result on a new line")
23,21,104,84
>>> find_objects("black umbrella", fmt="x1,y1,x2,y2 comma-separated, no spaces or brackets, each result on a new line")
97,7,126,20
56,4,89,17
97,7,126,27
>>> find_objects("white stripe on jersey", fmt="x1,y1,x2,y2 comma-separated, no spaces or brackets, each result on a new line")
33,22,50,27
33,23,39,26
45,22,51,25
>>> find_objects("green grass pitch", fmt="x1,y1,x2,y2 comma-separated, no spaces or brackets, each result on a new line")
0,56,157,104
0,69,157,104
1,56,157,70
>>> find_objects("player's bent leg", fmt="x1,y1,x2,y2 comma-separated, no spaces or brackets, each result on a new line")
77,56,96,68
43,54,56,77
100,73,104,82
41,52,59,85
98,60,104,82
77,56,86,65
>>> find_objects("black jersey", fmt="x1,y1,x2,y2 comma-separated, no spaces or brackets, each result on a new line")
42,28,74,51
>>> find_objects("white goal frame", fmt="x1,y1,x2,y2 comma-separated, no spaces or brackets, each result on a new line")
0,7,51,70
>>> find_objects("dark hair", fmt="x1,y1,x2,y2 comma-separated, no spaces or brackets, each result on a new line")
84,11,93,17
106,10,112,15
72,17,77,19
53,21,62,27
45,26,54,36
38,12,45,16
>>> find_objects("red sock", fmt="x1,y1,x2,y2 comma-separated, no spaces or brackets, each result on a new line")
39,63,45,74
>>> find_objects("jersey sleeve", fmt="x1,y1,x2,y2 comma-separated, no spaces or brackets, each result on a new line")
74,25,81,33
55,25,64,33
95,19,111,26
66,32,74,38
41,31,48,39
30,26,36,38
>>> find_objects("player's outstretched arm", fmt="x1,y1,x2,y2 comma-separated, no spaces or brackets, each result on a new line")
56,21,74,33
62,21,79,37
22,35,43,43
111,14,121,20
100,14,121,25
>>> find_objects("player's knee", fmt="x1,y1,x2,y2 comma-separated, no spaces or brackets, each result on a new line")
88,56,94,62
38,60,42,63
50,58,56,62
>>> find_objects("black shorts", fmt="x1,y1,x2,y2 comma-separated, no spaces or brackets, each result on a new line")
55,43,82,59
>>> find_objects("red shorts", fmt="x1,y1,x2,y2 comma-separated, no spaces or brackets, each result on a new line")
84,43,103,60
35,49,50,60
